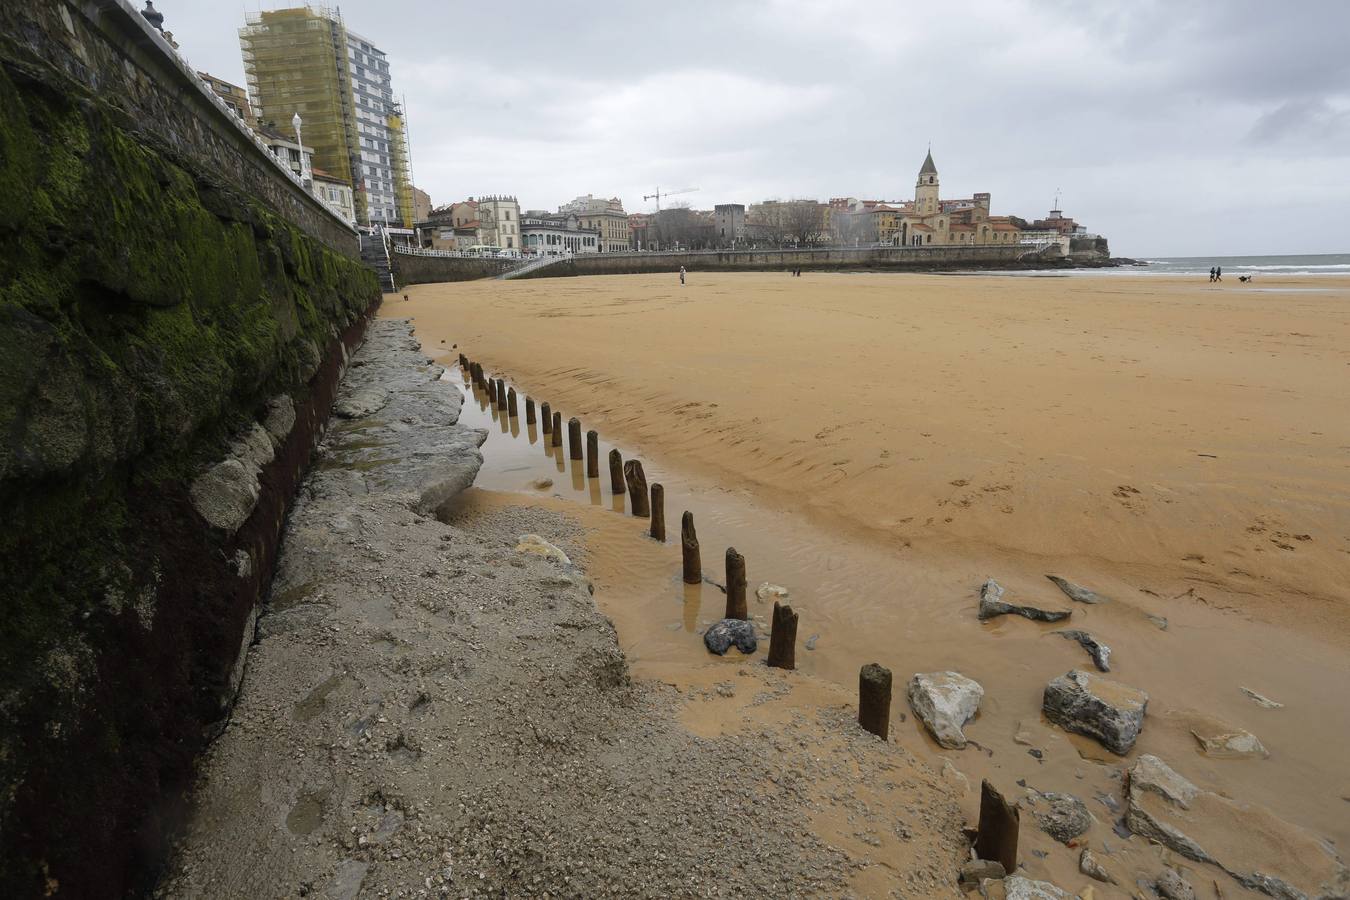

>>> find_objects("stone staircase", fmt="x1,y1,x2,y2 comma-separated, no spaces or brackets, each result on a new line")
499,254,570,280
359,231,396,293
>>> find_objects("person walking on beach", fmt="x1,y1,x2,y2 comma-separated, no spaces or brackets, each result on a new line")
1209,266,1216,283
679,266,686,286
1215,266,1222,282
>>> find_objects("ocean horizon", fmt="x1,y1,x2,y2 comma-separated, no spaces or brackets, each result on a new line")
1117,252,1350,277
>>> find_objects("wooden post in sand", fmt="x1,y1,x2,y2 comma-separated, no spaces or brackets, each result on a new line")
650,484,665,541
608,449,624,494
541,402,552,433
767,602,798,670
507,387,518,417
586,430,599,477
525,397,536,425
497,380,508,410
975,780,1019,875
551,412,562,446
681,512,701,584
568,418,583,460
725,548,747,620
624,460,650,517
858,663,892,740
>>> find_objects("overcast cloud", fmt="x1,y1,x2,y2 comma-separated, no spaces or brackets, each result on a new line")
166,0,1348,257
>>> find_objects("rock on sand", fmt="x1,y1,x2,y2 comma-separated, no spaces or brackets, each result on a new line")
1125,754,1349,898
907,671,983,750
1030,790,1091,843
999,875,1069,899
515,533,571,566
1046,575,1109,605
977,579,1071,623
1042,669,1147,755
703,619,758,655
1052,629,1111,672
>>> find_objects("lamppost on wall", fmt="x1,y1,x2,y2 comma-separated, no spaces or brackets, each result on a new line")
291,112,311,185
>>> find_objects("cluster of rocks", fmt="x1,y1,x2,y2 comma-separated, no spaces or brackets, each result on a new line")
950,574,1348,897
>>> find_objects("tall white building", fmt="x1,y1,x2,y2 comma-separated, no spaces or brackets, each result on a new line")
345,29,405,226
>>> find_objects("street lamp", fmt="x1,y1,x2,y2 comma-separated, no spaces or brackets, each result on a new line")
291,112,310,183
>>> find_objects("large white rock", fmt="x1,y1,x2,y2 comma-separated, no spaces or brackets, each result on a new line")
1000,875,1069,899
906,671,983,749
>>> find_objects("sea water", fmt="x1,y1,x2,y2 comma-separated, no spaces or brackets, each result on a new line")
1122,252,1350,277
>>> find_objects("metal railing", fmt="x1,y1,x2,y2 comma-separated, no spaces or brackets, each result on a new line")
392,245,526,260
500,254,573,280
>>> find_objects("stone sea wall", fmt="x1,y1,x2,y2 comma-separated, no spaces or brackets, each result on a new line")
392,251,514,285
0,15,379,897
517,243,1055,279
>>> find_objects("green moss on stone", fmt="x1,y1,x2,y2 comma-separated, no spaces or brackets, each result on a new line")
0,49,378,870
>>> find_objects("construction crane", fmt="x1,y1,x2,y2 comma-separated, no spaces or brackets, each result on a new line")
643,186,698,211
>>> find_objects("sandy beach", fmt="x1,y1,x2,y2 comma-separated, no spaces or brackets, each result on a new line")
401,271,1350,638
389,271,1350,892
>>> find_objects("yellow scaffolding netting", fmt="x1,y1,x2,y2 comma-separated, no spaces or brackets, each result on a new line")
387,109,413,228
240,6,366,221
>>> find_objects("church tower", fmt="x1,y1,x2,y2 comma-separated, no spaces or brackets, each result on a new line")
915,149,939,216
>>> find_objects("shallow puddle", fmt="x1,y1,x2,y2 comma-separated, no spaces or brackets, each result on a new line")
440,359,1350,864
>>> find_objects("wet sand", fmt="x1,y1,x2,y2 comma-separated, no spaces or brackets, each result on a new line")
390,272,1350,889
399,272,1350,641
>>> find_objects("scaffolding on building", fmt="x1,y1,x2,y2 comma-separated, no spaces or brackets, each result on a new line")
239,5,367,222
387,103,414,229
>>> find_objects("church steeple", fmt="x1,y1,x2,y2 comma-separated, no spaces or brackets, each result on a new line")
919,148,937,177
915,147,940,215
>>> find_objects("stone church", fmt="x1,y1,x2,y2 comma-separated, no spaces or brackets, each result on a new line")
895,150,1023,247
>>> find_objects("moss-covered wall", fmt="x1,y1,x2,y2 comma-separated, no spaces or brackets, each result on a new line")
0,42,379,897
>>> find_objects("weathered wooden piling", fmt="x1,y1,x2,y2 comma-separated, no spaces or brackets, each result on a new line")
541,402,552,432
497,380,508,410
650,484,665,541
507,387,518,417
724,548,747,619
551,412,562,446
608,449,624,494
975,780,1019,875
525,397,536,425
858,663,892,740
681,512,701,584
568,418,583,460
767,602,798,670
586,430,599,477
624,460,650,517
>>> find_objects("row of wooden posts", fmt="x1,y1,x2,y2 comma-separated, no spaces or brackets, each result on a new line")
461,353,799,670
457,353,1019,870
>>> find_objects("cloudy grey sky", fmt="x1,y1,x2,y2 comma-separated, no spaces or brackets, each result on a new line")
167,0,1348,257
